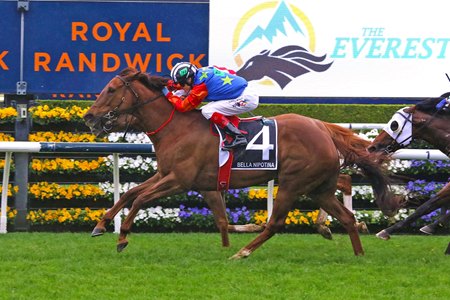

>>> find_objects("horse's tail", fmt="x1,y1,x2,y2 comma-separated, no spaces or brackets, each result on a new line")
322,122,399,216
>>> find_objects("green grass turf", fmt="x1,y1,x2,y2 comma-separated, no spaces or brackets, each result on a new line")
0,232,449,300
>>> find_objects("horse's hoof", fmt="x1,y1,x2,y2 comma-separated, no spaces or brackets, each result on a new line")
229,248,251,260
91,227,106,237
357,222,370,234
117,241,129,252
375,230,390,240
317,226,333,240
445,242,450,255
419,225,434,235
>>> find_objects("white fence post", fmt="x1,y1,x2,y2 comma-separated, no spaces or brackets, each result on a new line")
267,179,274,221
113,153,121,234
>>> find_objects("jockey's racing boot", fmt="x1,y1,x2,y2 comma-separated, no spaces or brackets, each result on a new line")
211,112,248,150
223,122,248,150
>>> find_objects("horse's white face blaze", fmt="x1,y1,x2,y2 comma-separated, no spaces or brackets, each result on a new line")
367,108,415,154
382,108,413,147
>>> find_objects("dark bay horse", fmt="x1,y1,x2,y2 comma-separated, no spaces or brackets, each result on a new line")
84,67,396,258
368,95,450,241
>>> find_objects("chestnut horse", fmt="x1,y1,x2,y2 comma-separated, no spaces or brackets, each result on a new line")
117,114,372,242
84,67,396,258
368,95,450,241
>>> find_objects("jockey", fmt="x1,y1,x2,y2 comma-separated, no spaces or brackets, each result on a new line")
163,62,259,150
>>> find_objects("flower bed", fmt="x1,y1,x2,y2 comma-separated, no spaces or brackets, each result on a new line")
1,104,450,232
17,206,449,233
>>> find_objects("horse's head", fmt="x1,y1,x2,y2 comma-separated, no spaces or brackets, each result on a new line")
84,67,169,137
367,107,413,154
368,95,450,155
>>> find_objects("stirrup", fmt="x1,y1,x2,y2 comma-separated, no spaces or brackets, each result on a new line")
223,135,247,150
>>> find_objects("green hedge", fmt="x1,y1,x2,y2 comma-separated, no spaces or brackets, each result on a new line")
35,100,406,123
252,104,406,123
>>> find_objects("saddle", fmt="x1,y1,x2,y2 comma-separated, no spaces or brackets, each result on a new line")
211,116,278,190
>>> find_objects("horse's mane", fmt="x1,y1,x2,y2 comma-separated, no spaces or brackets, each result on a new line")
118,67,170,92
414,92,450,115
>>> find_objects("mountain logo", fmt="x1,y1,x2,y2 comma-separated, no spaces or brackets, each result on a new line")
232,1,333,89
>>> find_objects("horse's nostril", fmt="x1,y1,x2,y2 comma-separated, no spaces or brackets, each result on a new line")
84,113,94,123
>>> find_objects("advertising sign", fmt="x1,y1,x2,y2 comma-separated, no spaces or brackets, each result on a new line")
0,0,21,94
0,0,208,94
210,0,450,97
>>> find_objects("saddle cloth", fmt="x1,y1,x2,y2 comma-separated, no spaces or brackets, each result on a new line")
214,117,278,190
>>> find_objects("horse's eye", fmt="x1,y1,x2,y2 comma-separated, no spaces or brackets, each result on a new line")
107,87,115,94
390,121,399,132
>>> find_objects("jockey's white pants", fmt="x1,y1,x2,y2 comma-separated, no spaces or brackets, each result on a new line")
201,86,259,119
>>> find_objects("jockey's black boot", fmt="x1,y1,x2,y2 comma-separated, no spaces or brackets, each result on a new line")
223,122,248,150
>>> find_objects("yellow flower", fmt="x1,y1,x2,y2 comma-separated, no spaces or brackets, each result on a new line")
0,107,18,120
0,133,15,141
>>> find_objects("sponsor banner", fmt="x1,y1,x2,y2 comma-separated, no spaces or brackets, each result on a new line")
0,1,21,94
0,0,208,94
210,0,450,97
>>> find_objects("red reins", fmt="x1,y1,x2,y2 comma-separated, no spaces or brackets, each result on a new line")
146,107,176,136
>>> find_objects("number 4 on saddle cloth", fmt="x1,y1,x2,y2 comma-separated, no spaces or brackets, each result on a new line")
212,116,278,190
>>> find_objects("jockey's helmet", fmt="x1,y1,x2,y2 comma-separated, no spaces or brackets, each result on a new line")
170,62,198,85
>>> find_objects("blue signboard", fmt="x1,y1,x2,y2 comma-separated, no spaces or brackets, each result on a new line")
0,0,21,94
0,0,209,95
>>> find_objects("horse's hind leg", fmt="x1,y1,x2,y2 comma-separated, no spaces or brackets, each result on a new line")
92,173,162,237
202,191,264,247
317,193,364,256
230,188,296,260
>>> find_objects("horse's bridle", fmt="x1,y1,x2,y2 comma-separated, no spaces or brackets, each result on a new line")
100,73,164,135
384,107,441,154
384,110,413,154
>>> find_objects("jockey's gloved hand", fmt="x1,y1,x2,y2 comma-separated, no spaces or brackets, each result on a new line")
173,89,187,99
167,80,182,91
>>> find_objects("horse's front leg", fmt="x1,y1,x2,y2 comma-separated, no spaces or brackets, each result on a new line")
317,191,364,256
117,173,184,252
376,191,448,240
92,173,162,236
315,208,333,240
420,210,450,234
419,185,450,234
316,174,354,240
202,191,231,247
